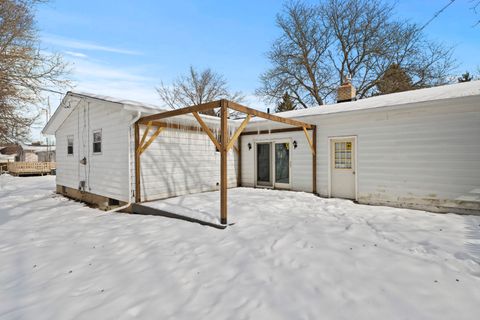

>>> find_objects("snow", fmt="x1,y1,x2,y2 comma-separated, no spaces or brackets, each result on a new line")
1,175,479,319
254,80,480,120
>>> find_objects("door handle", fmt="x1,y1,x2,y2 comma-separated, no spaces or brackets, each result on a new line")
352,171,356,175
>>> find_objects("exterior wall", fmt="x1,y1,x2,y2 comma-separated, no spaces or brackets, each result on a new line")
37,151,56,162
241,97,480,214
55,98,132,202
137,125,238,202
20,151,38,162
241,131,313,192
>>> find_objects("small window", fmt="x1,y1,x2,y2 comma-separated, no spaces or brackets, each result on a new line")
334,142,352,169
93,130,102,153
67,136,74,155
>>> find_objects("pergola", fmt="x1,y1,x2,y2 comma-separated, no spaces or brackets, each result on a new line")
134,99,316,225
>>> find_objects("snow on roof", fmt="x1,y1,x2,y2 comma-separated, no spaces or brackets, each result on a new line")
21,144,56,152
66,90,167,113
265,80,480,120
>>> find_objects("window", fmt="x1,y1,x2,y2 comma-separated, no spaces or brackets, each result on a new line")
334,142,352,169
93,129,102,153
67,136,74,155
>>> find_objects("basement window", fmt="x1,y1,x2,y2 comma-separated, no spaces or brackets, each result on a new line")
93,129,102,154
334,142,352,169
67,135,74,155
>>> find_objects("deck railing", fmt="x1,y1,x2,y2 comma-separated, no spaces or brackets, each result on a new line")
7,162,56,175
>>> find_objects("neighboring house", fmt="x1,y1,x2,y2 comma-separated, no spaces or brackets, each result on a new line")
0,143,55,163
42,81,480,214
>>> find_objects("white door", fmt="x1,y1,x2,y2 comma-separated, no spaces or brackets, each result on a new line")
330,138,356,199
274,142,291,189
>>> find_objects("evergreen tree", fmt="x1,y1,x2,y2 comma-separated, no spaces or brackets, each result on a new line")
376,64,413,95
458,71,473,83
275,92,297,113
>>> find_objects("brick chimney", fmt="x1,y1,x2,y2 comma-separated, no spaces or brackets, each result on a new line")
337,76,356,103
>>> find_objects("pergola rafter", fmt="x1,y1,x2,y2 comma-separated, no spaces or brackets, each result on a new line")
134,99,317,226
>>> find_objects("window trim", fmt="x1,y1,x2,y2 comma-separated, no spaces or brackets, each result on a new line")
92,129,102,154
67,135,74,156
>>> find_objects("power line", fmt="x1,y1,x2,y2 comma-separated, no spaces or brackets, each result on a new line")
420,0,456,31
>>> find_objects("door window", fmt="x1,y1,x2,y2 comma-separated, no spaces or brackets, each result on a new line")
334,142,352,169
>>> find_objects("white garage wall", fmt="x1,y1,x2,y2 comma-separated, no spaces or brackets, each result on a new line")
137,125,238,202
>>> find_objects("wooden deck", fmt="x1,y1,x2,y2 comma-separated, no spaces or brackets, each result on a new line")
7,162,56,176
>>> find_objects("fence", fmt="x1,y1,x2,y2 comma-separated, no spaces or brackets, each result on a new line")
7,162,56,176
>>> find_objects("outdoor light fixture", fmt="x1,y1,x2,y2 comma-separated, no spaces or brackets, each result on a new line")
293,140,298,149
248,143,252,150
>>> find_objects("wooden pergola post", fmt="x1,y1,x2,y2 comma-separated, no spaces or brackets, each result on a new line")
220,100,229,225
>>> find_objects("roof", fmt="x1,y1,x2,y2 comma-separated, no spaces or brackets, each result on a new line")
21,144,56,152
267,80,480,120
0,144,21,155
42,91,168,135
42,91,242,135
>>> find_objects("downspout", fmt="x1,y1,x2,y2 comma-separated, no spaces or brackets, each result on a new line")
106,110,142,213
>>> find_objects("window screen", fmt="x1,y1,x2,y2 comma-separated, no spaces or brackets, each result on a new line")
93,130,102,153
67,136,73,155
334,142,352,169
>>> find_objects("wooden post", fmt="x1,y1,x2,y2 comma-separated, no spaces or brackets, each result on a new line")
220,100,229,225
237,135,242,187
312,125,317,194
134,122,141,203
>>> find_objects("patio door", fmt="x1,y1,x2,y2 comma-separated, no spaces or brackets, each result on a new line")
255,141,291,189
274,142,290,189
256,143,272,186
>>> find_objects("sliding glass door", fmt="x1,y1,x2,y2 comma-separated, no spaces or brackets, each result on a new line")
256,141,291,189
274,142,290,187
256,143,272,186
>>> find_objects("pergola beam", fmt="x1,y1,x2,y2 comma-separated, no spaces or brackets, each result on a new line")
226,114,251,151
192,112,221,151
228,100,313,129
138,127,165,155
139,100,221,124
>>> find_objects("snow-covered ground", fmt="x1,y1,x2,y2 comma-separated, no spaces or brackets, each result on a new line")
1,175,479,320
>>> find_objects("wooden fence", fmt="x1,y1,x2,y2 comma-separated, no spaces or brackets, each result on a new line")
7,162,56,176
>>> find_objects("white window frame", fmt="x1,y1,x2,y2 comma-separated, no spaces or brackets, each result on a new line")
92,129,102,154
67,135,74,156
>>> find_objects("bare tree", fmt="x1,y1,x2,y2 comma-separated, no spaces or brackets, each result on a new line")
0,0,70,144
156,66,244,116
472,0,480,26
256,1,334,108
258,0,455,107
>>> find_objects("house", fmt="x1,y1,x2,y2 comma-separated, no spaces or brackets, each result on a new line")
42,81,480,215
0,143,55,162
42,91,239,209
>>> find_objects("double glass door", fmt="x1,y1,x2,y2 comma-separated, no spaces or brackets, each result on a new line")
256,142,290,189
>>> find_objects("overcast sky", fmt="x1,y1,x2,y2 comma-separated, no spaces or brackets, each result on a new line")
31,0,480,141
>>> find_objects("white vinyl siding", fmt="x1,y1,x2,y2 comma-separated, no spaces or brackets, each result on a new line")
55,98,131,202
242,97,480,214
137,125,238,202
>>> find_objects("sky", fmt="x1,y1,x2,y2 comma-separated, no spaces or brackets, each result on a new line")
31,0,480,140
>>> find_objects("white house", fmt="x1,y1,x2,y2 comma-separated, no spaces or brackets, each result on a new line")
42,91,239,208
43,81,480,214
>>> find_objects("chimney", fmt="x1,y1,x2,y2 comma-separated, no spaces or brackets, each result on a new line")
337,76,356,103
